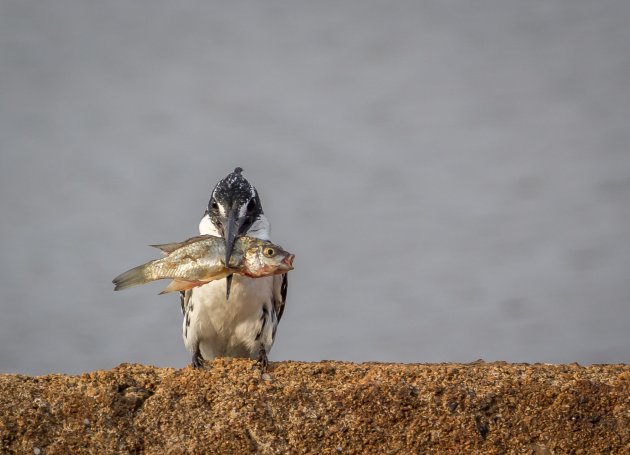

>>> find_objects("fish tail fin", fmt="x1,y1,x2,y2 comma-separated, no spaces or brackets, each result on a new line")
112,263,154,291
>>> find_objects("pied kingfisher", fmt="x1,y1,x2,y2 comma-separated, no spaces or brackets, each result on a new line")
180,167,288,369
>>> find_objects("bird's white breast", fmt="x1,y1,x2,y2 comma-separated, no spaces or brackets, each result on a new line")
184,274,274,359
185,212,274,359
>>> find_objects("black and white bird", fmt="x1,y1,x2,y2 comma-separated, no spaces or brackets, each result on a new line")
180,168,288,369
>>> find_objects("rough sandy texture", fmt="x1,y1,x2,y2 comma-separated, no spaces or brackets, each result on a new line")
0,360,628,454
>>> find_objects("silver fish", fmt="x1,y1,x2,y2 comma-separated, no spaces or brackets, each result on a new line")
113,235,294,294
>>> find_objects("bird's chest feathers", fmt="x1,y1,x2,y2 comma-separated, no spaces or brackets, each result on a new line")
193,275,273,332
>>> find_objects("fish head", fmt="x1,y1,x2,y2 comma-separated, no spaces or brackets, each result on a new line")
242,241,295,278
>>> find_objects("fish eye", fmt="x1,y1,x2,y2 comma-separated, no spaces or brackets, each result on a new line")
263,247,275,257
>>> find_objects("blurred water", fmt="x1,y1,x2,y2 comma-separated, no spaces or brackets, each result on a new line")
1,1,629,375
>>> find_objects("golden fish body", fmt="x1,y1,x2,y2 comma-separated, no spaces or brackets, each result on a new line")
113,235,294,294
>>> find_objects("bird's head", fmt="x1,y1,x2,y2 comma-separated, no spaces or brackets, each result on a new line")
200,167,266,298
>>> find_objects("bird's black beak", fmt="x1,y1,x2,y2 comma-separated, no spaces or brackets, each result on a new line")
222,206,244,301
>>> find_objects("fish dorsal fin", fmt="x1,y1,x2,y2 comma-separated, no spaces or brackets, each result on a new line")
150,234,218,254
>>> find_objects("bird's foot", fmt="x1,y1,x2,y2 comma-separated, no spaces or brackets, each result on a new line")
192,346,205,369
258,347,269,372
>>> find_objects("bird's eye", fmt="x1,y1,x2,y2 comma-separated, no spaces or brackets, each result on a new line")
263,247,275,258
210,200,219,210
247,199,257,213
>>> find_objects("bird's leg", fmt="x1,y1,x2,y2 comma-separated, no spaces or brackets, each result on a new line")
192,344,204,369
258,346,268,372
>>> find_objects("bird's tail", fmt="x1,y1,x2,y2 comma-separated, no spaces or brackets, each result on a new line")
112,262,155,291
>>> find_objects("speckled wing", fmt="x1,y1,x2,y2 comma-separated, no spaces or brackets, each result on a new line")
180,289,193,316
273,273,288,323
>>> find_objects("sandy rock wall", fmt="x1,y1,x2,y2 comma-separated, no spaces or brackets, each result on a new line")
0,360,628,454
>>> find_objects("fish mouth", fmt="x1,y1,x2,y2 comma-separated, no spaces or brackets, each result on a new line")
281,253,295,270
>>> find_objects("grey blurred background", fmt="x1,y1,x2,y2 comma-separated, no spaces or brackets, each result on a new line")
1,1,629,375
